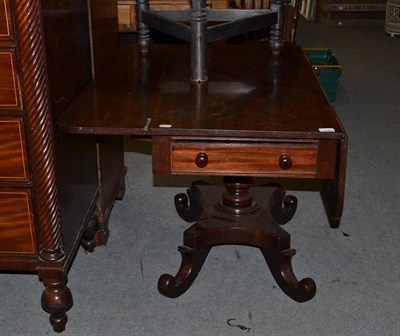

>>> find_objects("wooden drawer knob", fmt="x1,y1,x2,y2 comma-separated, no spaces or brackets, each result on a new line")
279,154,292,170
195,152,208,168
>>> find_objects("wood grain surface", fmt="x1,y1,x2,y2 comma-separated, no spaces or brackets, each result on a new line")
0,190,36,254
0,119,28,180
0,0,10,37
0,51,19,107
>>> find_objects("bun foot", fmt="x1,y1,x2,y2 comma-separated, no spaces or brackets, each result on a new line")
49,314,69,333
81,216,99,254
158,245,210,298
40,276,73,333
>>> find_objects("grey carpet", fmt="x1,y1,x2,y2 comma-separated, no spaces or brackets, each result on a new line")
1,19,399,335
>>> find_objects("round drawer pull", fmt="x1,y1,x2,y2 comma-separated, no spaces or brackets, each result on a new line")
279,154,292,170
195,152,208,168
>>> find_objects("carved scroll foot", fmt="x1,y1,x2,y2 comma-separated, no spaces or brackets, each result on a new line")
174,183,204,222
40,275,73,333
269,188,297,225
158,245,210,298
161,180,316,303
261,248,316,302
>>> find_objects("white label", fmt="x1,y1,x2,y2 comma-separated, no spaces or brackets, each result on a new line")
319,128,335,132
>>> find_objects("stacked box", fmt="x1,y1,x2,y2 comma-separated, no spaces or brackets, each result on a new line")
317,0,386,27
304,48,341,102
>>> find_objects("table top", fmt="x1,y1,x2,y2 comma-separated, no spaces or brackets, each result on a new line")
57,42,345,140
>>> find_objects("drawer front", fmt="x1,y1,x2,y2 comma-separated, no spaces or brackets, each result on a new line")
171,141,318,176
0,119,29,181
0,0,11,38
0,189,36,255
0,51,20,107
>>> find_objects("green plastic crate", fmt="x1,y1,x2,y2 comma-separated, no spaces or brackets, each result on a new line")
304,48,341,102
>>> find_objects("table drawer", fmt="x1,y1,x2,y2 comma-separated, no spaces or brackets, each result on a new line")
0,0,11,38
0,119,29,181
0,51,20,107
170,141,319,177
0,189,36,255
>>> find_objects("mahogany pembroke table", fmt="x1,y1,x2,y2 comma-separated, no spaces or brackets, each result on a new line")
58,0,347,328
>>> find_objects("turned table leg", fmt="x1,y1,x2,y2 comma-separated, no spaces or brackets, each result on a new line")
158,177,316,302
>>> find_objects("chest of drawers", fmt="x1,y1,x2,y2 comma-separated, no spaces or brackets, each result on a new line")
0,0,35,261
0,0,126,332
